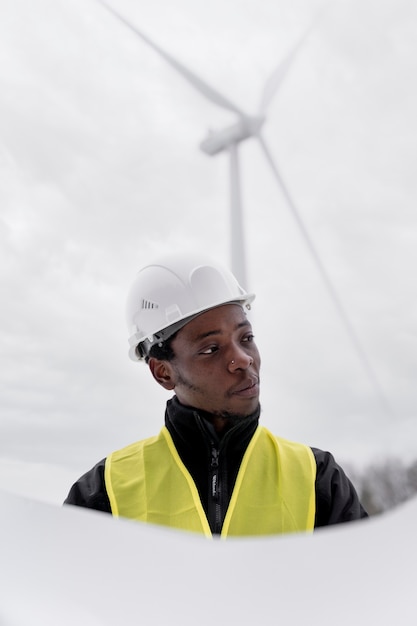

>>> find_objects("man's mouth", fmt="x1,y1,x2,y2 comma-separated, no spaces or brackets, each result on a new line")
231,377,260,398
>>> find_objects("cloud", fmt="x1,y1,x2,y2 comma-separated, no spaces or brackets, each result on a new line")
1,0,417,499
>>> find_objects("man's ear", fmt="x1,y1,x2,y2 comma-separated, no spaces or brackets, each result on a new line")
148,358,176,390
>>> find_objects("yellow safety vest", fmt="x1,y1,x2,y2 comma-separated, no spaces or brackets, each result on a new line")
105,425,316,538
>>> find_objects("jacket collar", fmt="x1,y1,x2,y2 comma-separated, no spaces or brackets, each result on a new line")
165,395,260,450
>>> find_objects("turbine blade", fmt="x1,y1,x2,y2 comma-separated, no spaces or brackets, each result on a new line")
259,4,328,116
97,0,246,117
258,134,394,419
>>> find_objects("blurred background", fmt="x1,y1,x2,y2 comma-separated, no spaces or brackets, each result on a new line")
1,0,416,515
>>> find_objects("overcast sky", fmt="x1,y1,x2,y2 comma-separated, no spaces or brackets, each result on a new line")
1,0,417,502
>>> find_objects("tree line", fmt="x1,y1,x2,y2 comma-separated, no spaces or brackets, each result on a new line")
346,457,417,516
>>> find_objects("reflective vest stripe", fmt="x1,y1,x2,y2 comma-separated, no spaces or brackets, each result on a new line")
105,426,316,537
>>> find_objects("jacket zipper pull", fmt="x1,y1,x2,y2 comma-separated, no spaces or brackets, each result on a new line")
211,447,219,499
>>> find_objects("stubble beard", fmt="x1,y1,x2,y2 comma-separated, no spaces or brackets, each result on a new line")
174,369,260,420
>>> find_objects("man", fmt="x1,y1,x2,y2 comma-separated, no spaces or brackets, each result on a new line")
65,252,367,536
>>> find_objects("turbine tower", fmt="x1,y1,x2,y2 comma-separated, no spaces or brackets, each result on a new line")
96,0,393,418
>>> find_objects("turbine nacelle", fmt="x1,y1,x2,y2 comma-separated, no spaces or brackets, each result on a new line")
200,115,265,156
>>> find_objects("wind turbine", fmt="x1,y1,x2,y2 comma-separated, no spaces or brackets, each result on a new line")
96,0,393,418
96,0,313,288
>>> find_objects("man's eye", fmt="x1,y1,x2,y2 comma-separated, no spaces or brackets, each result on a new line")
242,334,255,343
200,345,219,355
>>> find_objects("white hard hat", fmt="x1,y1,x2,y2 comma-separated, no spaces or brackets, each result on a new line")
126,252,255,361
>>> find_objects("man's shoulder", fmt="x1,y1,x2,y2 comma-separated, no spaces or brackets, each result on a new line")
64,431,165,511
112,433,161,453
261,427,317,458
108,429,167,462
64,458,110,512
308,447,369,525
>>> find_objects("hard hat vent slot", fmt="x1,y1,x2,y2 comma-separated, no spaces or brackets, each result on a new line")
141,299,159,310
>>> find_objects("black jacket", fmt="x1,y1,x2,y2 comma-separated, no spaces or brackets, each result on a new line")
65,397,368,532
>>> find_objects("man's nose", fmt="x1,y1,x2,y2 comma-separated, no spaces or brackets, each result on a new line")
227,348,253,372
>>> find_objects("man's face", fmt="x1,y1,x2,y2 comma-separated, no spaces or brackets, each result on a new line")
167,304,260,417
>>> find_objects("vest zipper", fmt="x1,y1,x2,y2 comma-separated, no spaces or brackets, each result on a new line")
194,412,230,535
210,445,223,534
